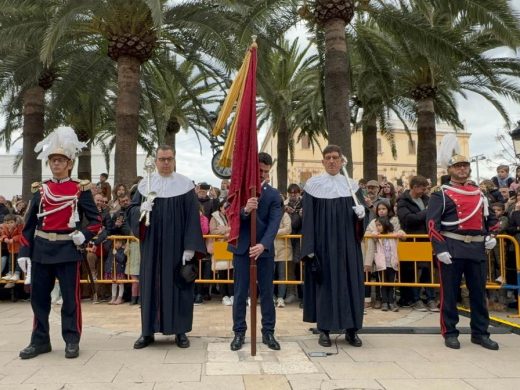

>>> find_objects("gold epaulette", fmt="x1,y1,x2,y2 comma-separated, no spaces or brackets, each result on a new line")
78,180,91,191
31,182,41,193
431,185,443,193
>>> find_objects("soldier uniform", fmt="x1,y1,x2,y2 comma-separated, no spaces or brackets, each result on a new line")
18,128,101,360
427,154,499,350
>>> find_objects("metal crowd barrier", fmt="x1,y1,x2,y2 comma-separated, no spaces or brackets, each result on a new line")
2,233,519,318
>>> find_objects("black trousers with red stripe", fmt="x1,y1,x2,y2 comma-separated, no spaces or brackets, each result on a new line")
30,261,82,346
438,258,489,338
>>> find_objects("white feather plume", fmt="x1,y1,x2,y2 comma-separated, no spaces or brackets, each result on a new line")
437,133,460,168
34,127,87,160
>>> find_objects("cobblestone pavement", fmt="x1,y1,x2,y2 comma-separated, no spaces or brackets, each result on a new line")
1,299,519,389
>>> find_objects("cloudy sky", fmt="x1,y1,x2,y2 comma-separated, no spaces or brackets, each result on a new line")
1,1,520,188
177,1,520,185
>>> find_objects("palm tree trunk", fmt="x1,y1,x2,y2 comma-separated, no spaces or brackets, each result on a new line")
77,146,92,181
114,55,140,187
323,18,352,175
22,86,44,200
363,115,378,180
416,97,437,184
276,117,289,194
164,132,176,151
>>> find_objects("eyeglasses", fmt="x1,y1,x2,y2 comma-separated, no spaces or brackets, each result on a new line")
49,157,69,164
157,157,175,163
323,155,341,161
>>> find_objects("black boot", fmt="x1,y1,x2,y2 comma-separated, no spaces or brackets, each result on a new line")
129,296,138,305
230,333,245,351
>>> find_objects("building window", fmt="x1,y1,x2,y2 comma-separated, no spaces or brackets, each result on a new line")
408,139,416,155
301,135,310,149
377,138,382,154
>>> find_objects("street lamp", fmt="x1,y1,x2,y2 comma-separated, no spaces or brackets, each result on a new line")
470,154,486,184
510,121,520,158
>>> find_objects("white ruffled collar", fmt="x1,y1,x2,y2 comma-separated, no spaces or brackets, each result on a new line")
138,172,194,198
304,172,359,199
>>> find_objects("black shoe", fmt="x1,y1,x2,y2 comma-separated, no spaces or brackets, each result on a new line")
262,333,281,350
175,333,190,348
19,343,52,359
194,294,203,305
65,343,79,359
471,336,499,350
444,336,460,349
230,333,245,351
345,331,362,347
133,335,155,349
129,296,138,305
318,332,331,347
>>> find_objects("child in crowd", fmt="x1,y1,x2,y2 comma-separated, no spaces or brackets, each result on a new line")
372,216,400,312
0,214,24,288
364,199,404,309
490,203,508,282
273,200,292,308
194,205,211,305
488,203,508,310
510,166,520,193
492,165,514,189
208,200,234,306
104,239,127,305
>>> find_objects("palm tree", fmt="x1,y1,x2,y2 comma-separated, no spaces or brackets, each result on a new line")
385,0,520,182
46,50,116,180
40,0,237,187
141,50,220,153
349,19,404,180
304,0,356,174
257,38,319,193
0,0,61,199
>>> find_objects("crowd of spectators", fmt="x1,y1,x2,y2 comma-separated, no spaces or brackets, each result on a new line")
2,166,519,314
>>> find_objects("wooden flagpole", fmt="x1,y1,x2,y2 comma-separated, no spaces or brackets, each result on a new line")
249,186,258,356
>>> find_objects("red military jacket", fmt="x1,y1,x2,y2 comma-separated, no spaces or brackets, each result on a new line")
19,178,102,264
426,182,498,261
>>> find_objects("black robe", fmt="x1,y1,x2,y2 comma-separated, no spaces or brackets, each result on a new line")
128,189,206,336
301,193,364,331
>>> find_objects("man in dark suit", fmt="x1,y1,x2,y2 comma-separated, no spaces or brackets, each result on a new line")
228,152,283,351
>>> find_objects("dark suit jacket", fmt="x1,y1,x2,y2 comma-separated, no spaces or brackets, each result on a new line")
228,184,283,259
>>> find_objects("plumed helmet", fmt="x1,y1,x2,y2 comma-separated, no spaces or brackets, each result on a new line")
34,127,87,161
447,154,470,167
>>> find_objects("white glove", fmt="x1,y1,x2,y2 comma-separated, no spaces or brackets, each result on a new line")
485,236,496,250
182,250,194,264
24,259,31,285
140,200,153,213
17,257,30,273
437,252,452,265
353,205,365,219
70,231,86,246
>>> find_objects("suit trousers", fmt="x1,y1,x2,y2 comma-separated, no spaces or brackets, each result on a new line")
438,258,489,338
31,261,82,345
232,254,276,335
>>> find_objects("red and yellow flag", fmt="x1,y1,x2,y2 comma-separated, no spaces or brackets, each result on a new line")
212,41,260,246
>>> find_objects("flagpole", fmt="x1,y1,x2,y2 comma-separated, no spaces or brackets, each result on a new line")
250,186,257,356
248,34,259,357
